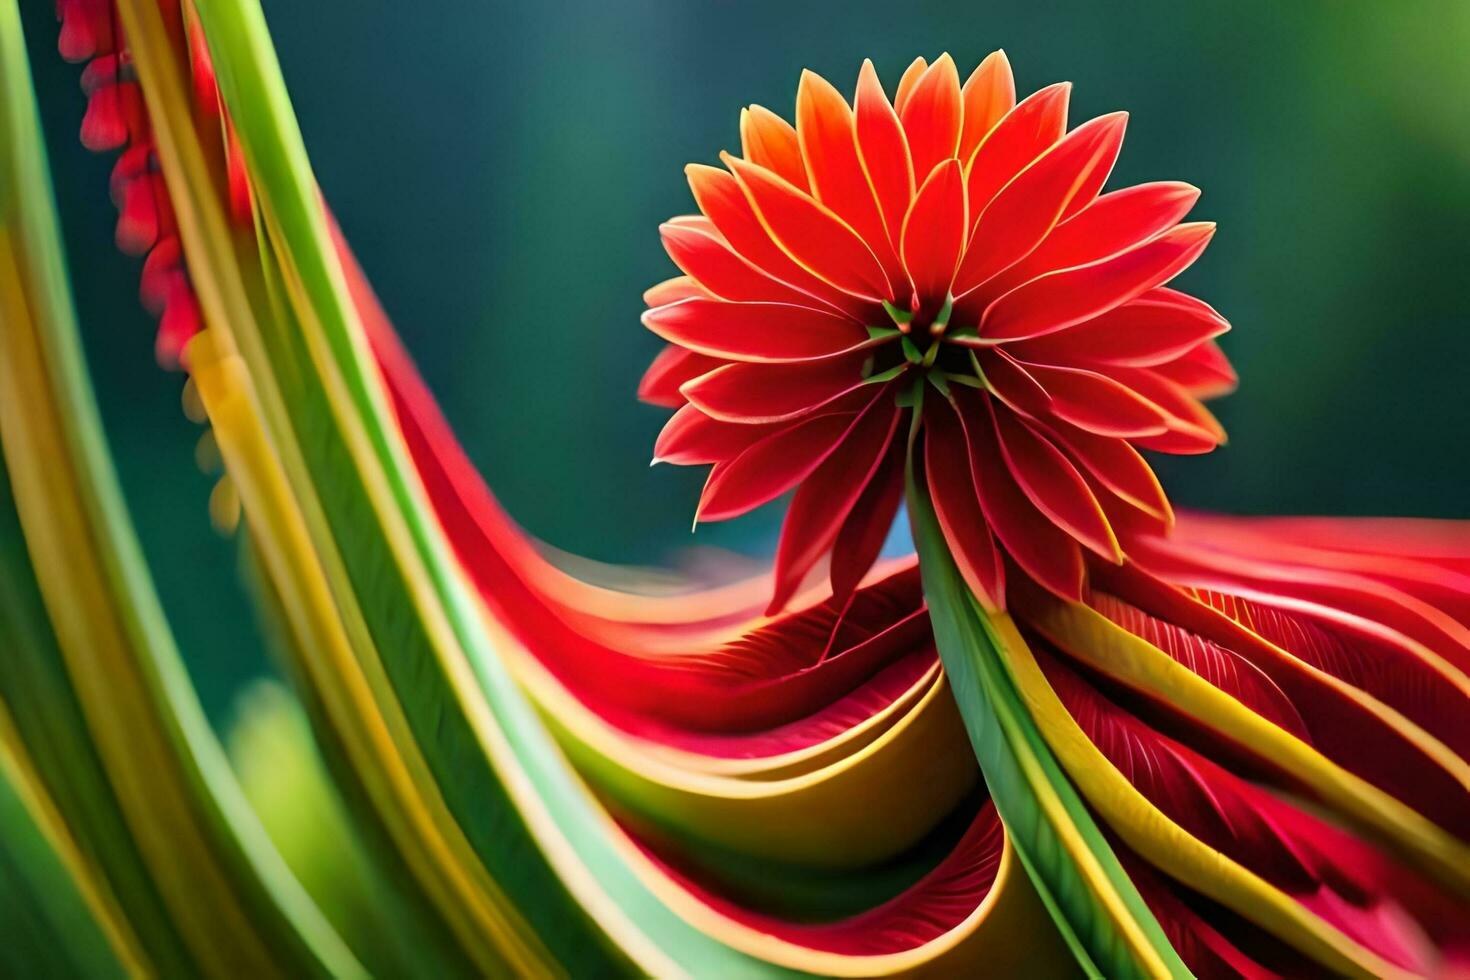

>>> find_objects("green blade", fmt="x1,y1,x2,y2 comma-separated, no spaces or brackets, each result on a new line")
0,2,362,974
0,727,127,980
905,466,1189,980
188,0,811,973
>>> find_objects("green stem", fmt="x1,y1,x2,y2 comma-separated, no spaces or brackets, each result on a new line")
905,464,1189,980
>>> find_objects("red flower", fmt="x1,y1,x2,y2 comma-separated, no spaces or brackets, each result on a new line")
642,53,1235,613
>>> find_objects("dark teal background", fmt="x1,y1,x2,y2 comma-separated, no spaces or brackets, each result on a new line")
21,2,1470,720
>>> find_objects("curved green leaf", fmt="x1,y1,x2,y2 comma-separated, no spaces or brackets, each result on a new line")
905,466,1188,980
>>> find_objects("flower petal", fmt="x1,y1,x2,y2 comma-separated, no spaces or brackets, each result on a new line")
685,163,870,318
958,50,1016,163
925,402,1005,608
1021,361,1171,438
639,345,724,407
900,159,967,303
660,221,841,308
963,82,1071,224
899,53,963,181
854,59,915,252
680,355,870,423
642,274,708,307
953,112,1129,297
740,104,808,190
1154,339,1238,398
983,182,1202,301
696,411,859,521
642,297,872,362
1047,421,1173,523
770,393,901,611
724,153,893,302
1103,365,1226,445
981,221,1216,342
653,403,781,464
893,57,929,114
958,393,1085,600
1008,287,1228,368
974,348,1052,419
991,409,1121,561
794,70,904,288
831,445,905,600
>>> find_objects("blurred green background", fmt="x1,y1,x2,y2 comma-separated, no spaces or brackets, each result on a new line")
19,1,1470,722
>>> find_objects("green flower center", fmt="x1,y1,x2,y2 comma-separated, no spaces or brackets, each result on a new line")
863,294,986,396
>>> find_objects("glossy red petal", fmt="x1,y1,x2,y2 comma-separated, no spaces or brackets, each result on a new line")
991,409,1121,561
1046,420,1173,523
1009,287,1228,369
963,82,1071,224
697,411,861,521
854,59,915,252
987,183,1202,303
638,345,724,408
740,104,808,190
1131,425,1223,456
685,164,869,318
724,153,893,303
831,445,905,600
680,356,870,424
900,159,966,303
770,395,901,611
958,393,1085,600
954,112,1128,297
958,51,1016,163
924,404,1005,609
899,53,963,181
794,70,904,288
1103,366,1226,445
1020,362,1171,438
659,221,841,309
653,404,781,465
642,297,870,363
973,348,1052,420
642,274,707,307
1154,339,1239,398
892,57,929,115
981,221,1216,342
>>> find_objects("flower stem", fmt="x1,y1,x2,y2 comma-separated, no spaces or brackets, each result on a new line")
905,463,1187,980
